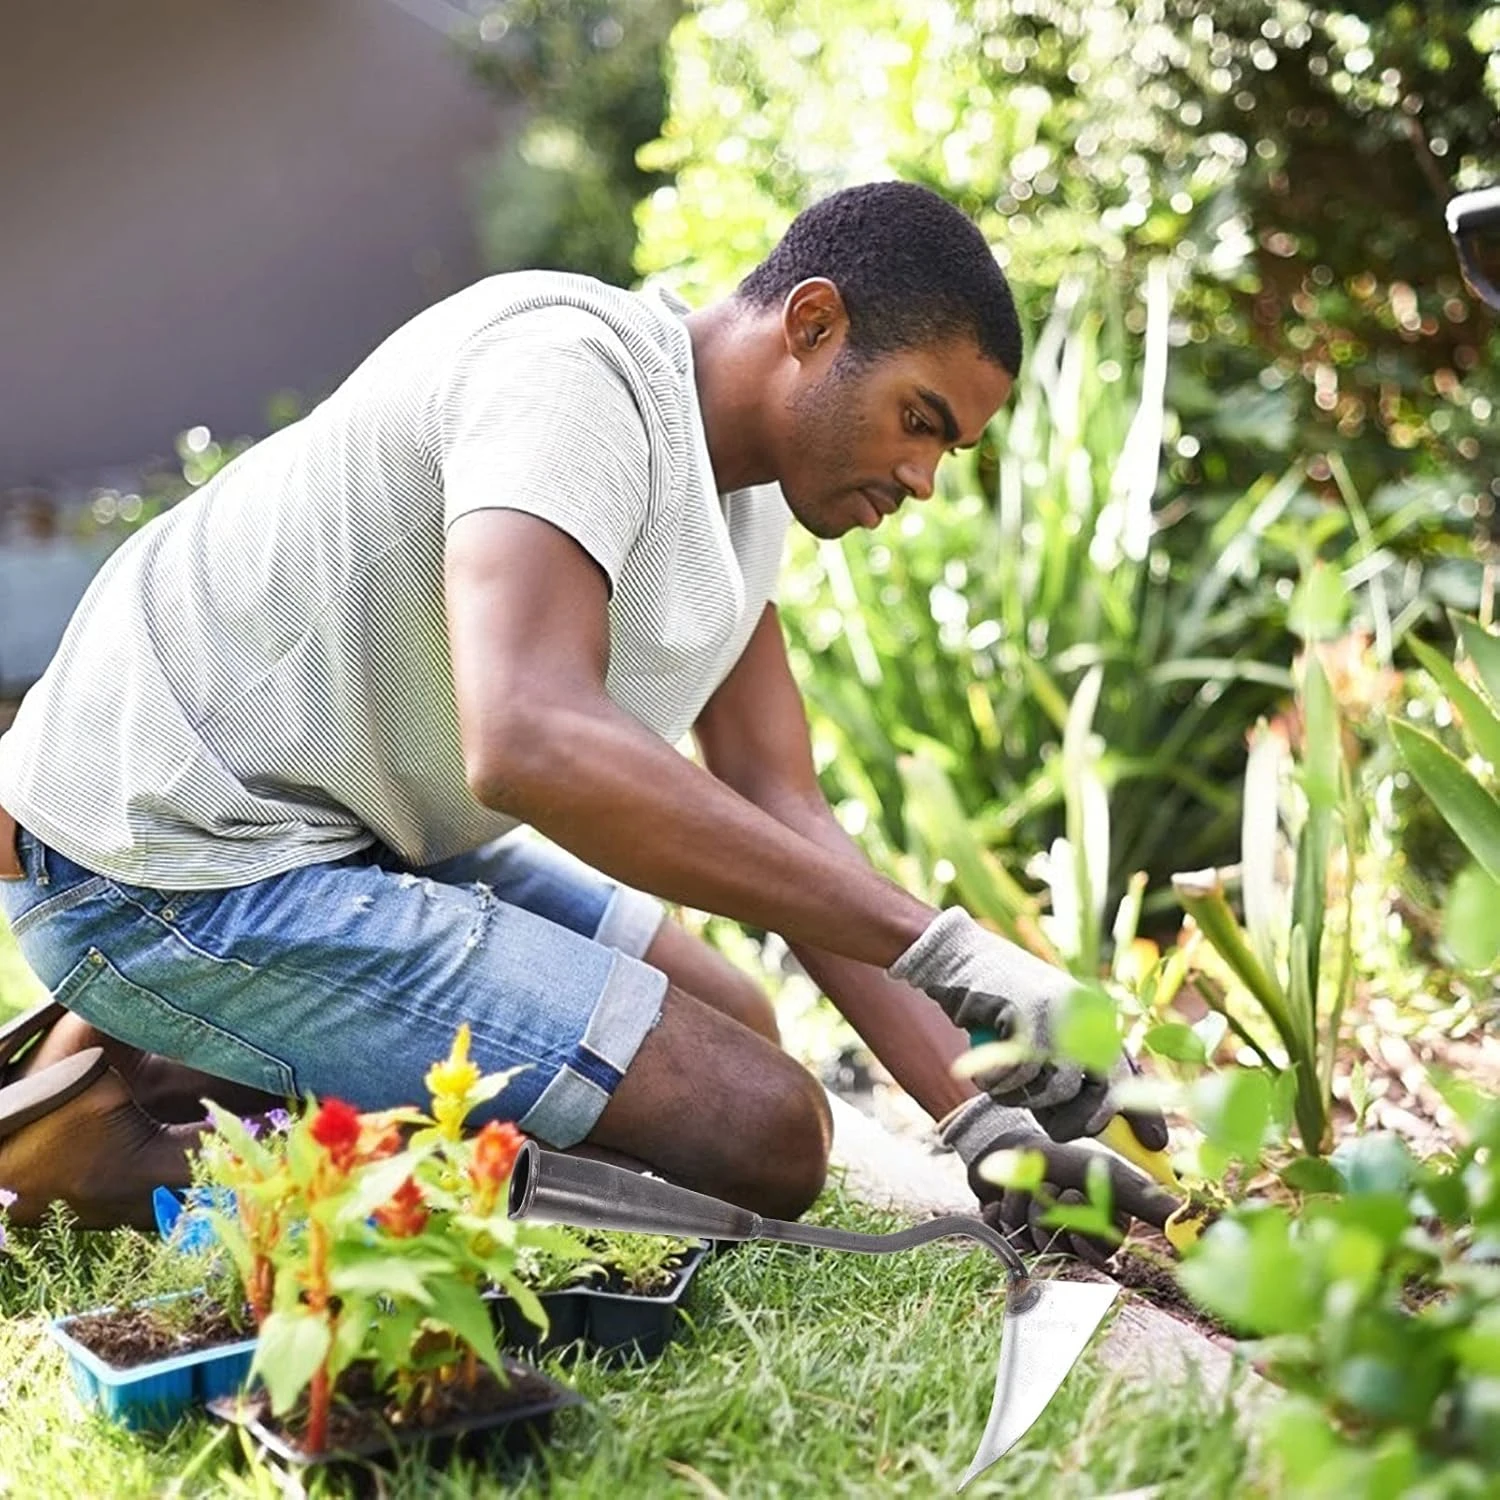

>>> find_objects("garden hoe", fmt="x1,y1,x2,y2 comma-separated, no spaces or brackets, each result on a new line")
507,1139,1118,1491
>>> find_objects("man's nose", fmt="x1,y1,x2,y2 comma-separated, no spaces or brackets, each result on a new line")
894,461,935,501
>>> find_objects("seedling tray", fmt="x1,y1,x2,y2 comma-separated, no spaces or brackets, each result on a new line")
50,1295,258,1430
491,1244,708,1363
209,1359,580,1470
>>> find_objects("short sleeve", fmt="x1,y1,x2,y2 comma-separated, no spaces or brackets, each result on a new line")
438,316,652,592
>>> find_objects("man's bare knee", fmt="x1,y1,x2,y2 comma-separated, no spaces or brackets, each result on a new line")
752,1060,832,1218
588,988,827,1217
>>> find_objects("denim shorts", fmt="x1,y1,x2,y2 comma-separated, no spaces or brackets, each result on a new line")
0,828,667,1147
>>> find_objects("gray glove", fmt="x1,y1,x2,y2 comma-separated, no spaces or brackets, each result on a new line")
890,907,1113,1136
939,1095,1180,1268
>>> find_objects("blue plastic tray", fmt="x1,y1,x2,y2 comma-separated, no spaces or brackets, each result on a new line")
50,1295,258,1430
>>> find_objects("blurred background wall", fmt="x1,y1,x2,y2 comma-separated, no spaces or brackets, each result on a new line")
0,0,510,489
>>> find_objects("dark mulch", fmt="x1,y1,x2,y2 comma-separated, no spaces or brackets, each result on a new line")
64,1301,252,1369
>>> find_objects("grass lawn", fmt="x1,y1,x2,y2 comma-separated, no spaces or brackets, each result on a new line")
0,914,1260,1498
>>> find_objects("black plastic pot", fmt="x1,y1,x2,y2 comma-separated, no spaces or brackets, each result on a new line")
581,1243,708,1362
208,1358,580,1471
490,1287,588,1358
489,1245,708,1364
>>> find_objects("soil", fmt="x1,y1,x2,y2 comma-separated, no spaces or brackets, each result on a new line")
1106,1245,1235,1341
65,1300,254,1369
254,1359,559,1457
588,1254,689,1298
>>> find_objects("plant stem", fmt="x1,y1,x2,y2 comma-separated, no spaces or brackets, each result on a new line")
305,1216,332,1456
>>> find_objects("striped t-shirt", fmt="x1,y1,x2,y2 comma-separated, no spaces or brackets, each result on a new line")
0,272,791,888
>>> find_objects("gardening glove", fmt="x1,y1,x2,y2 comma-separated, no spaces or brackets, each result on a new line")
890,907,1168,1147
938,1095,1180,1269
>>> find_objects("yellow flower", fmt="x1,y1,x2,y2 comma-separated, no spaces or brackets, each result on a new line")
426,1023,482,1138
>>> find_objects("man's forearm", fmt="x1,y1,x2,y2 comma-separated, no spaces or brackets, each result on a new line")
474,698,934,967
765,799,979,1122
788,941,978,1122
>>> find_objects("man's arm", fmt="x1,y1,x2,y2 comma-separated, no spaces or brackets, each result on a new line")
443,510,934,967
692,603,978,1122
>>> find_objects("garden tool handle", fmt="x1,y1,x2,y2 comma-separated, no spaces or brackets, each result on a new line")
509,1140,1036,1298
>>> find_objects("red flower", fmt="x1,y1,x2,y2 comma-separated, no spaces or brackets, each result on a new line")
373,1176,428,1238
309,1098,362,1171
470,1121,525,1204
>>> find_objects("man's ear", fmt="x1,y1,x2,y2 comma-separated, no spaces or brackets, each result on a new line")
781,278,849,363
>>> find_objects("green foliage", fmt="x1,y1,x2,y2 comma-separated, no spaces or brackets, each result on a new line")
468,0,681,284
642,0,1498,516
1180,1089,1500,1492
1172,632,1361,1155
0,1202,241,1329
1395,613,1500,973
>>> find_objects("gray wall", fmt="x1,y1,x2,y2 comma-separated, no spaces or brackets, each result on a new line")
0,0,512,487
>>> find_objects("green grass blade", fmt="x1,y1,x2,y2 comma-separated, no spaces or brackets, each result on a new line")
1391,720,1500,883
1407,635,1500,771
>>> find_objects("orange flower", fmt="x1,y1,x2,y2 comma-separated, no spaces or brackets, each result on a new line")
373,1176,429,1238
469,1121,525,1210
309,1098,362,1171
357,1109,406,1162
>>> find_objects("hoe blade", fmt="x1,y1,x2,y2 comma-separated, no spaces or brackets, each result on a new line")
958,1279,1118,1491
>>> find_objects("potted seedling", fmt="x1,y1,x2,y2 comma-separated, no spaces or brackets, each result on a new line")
34,1210,259,1430
572,1230,707,1360
201,1025,592,1467
488,1240,602,1358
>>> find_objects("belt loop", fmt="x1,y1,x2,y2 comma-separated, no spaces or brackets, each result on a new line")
30,834,49,888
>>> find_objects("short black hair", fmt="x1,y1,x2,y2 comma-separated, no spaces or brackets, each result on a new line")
736,181,1023,377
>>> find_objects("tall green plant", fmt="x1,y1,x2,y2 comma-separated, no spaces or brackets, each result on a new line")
1394,614,1500,973
1171,619,1358,1156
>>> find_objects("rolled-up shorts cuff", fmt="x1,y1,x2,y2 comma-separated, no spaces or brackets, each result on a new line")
594,884,665,959
517,948,668,1147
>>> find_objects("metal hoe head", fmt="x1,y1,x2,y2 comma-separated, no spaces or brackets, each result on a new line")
508,1142,1118,1489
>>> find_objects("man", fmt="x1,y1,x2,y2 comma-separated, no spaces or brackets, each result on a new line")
0,182,1175,1259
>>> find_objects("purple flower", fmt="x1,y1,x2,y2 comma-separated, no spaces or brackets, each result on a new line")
241,1117,263,1140
266,1108,293,1134
0,1188,16,1210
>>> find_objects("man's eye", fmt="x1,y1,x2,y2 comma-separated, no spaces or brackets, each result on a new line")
905,409,931,436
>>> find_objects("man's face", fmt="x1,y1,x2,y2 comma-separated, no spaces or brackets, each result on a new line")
774,333,1013,539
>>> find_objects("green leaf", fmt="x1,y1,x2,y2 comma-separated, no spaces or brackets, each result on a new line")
1143,1022,1208,1066
1279,1156,1346,1195
1330,1133,1414,1197
1241,720,1285,984
338,1152,425,1225
898,752,1038,933
1454,612,1500,708
975,1146,1047,1194
1038,1201,1121,1242
253,1309,332,1418
1390,721,1500,883
1178,1207,1322,1335
1288,561,1349,643
491,1270,549,1334
329,1248,441,1306
423,1279,503,1380
1298,652,1342,812
1173,870,1296,1045
1053,983,1122,1073
1407,635,1500,770
1443,863,1500,971
1190,1069,1273,1166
